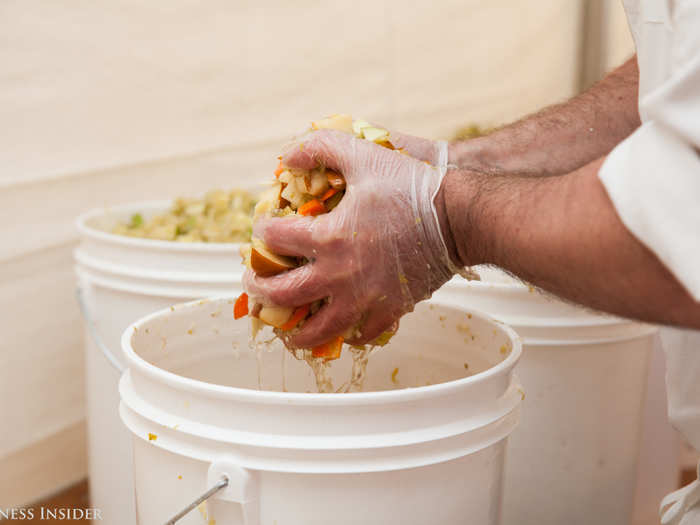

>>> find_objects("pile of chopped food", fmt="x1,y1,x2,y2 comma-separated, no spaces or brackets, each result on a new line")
112,189,257,242
234,114,403,375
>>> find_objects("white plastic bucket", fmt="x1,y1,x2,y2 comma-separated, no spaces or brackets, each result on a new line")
119,298,523,525
433,268,661,525
75,202,246,525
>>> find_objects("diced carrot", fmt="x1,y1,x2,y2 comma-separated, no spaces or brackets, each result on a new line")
311,336,344,360
298,199,325,216
326,170,346,189
274,161,285,178
280,304,310,331
233,292,249,319
320,188,338,202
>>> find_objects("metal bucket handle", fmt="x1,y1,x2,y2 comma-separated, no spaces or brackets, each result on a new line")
75,288,126,373
164,458,259,525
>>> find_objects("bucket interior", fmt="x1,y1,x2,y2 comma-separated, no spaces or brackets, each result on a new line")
128,299,515,393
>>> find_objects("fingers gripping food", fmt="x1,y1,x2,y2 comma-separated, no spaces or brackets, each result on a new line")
235,115,404,361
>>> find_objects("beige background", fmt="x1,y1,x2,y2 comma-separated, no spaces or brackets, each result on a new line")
0,0,638,513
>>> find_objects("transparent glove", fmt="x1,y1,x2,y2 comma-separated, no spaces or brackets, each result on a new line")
243,129,463,348
385,129,450,167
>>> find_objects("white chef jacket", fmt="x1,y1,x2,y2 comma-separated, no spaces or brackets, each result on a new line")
598,1,700,523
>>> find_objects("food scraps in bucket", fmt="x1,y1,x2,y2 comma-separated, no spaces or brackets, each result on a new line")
113,189,257,242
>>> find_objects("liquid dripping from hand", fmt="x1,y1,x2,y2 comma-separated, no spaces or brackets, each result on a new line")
249,329,373,393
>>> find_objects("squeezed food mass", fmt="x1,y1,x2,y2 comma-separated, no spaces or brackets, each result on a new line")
236,114,421,392
113,189,257,242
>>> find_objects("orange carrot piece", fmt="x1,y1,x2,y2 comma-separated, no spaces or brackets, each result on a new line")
280,304,311,331
233,292,249,319
298,199,325,216
311,336,344,360
274,161,285,178
320,188,338,202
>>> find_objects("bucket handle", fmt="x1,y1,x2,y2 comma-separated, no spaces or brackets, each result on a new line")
164,459,259,525
75,288,126,373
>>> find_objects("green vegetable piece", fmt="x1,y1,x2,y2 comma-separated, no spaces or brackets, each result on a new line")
371,331,395,347
129,213,144,228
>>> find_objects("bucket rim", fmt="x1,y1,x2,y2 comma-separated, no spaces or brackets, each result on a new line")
76,201,244,253
121,298,523,406
442,279,658,336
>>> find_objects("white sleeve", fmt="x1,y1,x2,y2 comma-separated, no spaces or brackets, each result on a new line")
599,1,700,301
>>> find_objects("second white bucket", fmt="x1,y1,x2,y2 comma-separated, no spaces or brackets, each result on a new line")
434,268,660,525
120,299,523,525
75,202,247,525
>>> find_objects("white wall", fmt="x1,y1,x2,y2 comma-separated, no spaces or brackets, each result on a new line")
1,0,635,507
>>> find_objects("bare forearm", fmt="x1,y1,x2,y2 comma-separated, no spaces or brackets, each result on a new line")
450,57,641,176
437,159,700,328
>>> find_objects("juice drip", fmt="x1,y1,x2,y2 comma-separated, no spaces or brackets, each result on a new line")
281,346,288,392
248,327,373,393
249,333,277,391
337,347,371,393
305,353,334,393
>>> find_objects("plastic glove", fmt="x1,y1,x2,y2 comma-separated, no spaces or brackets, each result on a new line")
244,129,464,348
383,129,449,167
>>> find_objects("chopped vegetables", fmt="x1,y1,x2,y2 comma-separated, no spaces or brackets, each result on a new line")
371,330,396,346
239,115,401,369
280,304,311,331
258,305,294,328
233,292,249,319
391,367,399,384
320,188,338,202
326,170,346,190
298,199,325,216
311,336,344,360
113,189,256,243
129,213,144,228
324,190,344,212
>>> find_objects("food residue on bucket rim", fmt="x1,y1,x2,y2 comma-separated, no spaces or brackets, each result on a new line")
456,323,472,335
148,432,157,441
391,367,399,384
187,326,194,335
464,362,469,370
177,475,182,480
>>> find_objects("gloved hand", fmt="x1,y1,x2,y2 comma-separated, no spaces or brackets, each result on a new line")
244,129,465,348
383,129,450,167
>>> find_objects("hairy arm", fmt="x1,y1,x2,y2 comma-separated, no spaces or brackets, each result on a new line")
450,57,641,176
435,157,700,328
